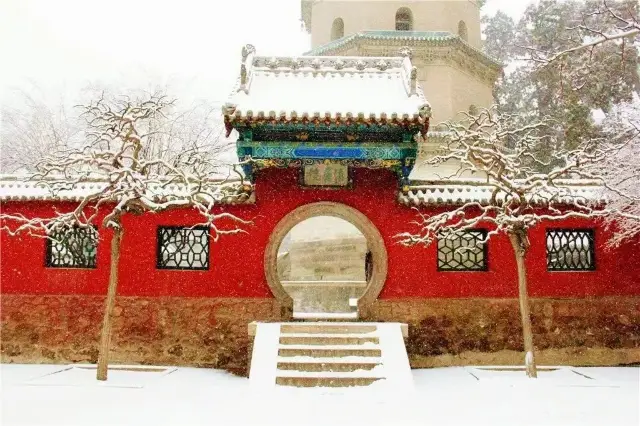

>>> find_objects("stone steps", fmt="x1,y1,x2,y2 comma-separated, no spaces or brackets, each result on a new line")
292,312,359,321
279,335,379,346
280,324,377,334
275,376,382,387
278,346,382,358
277,360,379,372
276,356,384,363
275,369,384,378
249,322,413,389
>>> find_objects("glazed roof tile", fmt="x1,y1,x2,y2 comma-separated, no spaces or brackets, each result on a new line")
222,45,431,129
305,30,502,69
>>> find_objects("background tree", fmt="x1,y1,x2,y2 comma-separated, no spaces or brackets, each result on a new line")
482,0,639,156
591,96,640,245
0,93,251,380
524,0,640,243
1,91,82,173
1,86,234,174
399,108,610,378
482,10,516,64
479,0,640,244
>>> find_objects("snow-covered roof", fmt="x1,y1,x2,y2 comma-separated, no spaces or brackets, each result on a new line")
0,177,254,204
222,45,430,132
399,182,606,206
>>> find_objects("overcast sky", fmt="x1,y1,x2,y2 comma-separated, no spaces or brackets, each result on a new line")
0,0,533,108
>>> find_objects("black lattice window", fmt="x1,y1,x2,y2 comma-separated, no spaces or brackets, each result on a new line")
546,229,595,271
157,226,210,270
437,230,488,271
46,226,98,269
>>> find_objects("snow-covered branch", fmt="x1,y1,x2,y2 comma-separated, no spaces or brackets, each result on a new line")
530,0,639,66
0,91,82,173
1,92,252,239
590,96,640,245
1,87,234,175
0,92,252,381
398,105,625,378
397,106,611,247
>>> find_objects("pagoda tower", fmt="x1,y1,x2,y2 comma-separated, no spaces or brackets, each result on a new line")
301,0,502,179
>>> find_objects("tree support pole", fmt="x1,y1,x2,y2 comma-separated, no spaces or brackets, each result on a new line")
96,225,123,381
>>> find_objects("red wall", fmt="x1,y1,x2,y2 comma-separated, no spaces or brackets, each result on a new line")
2,168,639,299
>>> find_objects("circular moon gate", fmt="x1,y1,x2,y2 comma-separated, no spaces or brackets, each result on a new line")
264,202,388,318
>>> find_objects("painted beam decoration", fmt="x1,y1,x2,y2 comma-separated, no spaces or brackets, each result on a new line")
222,44,431,186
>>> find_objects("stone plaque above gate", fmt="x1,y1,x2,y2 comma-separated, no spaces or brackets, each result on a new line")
303,163,349,187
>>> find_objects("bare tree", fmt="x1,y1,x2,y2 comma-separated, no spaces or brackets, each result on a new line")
0,92,251,380
146,101,234,173
398,107,610,378
593,96,640,245
1,90,82,172
1,86,235,175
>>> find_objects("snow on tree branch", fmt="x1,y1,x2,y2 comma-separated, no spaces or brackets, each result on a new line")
1,86,234,175
1,92,252,239
493,0,640,245
397,107,611,246
590,95,640,245
397,106,617,378
529,0,639,66
0,90,82,173
0,92,252,381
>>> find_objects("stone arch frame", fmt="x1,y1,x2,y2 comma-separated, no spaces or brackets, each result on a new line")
395,7,413,31
331,17,344,41
458,20,468,42
264,202,388,318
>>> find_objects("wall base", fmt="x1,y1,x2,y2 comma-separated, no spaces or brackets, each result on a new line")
411,347,640,368
2,295,638,373
1,295,282,376
367,297,640,366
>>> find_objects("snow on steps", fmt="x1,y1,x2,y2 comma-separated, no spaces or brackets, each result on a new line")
248,322,413,389
292,312,358,320
276,376,381,387
277,361,379,372
279,334,379,345
276,355,383,373
279,346,382,358
280,324,377,334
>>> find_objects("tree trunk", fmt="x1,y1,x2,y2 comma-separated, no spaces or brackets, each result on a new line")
96,226,123,381
508,229,538,379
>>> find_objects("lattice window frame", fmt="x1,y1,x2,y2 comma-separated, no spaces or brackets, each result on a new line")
156,226,210,271
45,226,98,269
546,228,596,272
437,229,488,272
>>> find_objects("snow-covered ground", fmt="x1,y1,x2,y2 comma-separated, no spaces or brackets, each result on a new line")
1,364,638,426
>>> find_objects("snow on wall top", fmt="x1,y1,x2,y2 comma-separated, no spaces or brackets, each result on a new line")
222,45,431,126
399,181,606,206
0,177,254,204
